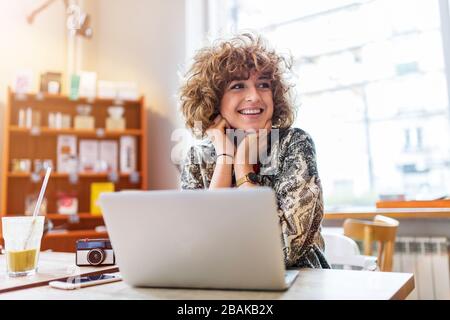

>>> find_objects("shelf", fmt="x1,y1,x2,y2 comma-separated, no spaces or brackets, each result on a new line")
3,213,104,220
0,229,109,250
44,229,108,239
9,126,142,138
11,91,142,106
376,199,450,209
8,172,139,178
46,213,104,221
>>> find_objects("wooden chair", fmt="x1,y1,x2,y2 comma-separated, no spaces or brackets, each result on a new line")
343,215,399,272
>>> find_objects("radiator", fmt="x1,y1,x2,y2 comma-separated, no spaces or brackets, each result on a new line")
393,237,450,300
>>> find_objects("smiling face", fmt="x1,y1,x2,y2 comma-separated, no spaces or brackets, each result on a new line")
219,70,274,131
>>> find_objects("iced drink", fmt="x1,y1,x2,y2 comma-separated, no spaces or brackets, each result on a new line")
2,216,45,277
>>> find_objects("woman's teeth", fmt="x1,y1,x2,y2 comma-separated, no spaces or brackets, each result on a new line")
238,108,263,115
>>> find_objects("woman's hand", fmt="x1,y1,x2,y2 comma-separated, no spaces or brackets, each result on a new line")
206,114,234,163
234,119,272,179
256,118,272,155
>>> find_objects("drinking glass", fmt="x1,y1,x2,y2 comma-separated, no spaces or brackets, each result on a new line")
2,216,45,277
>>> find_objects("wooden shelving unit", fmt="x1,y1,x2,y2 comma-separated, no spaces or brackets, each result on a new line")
41,230,110,252
7,172,135,178
46,213,104,220
1,87,148,252
9,126,143,137
1,213,104,221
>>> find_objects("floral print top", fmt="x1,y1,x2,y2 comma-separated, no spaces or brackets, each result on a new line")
180,127,330,268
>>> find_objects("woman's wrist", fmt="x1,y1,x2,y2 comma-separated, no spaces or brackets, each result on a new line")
237,181,258,188
210,154,233,188
216,153,234,165
234,164,254,180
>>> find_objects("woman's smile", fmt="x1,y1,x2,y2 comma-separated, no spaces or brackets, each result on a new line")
236,105,266,120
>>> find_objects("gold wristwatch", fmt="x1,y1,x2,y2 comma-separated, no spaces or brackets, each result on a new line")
236,172,260,187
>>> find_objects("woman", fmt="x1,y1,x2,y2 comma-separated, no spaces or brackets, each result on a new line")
179,33,330,269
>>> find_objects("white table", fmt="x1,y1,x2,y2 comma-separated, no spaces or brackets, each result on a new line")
0,252,414,300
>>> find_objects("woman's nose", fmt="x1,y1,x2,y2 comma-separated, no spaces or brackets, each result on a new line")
245,85,261,103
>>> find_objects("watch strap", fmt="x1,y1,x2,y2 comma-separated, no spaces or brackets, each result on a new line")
236,172,258,187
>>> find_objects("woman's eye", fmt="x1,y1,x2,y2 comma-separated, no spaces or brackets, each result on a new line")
230,83,244,90
258,82,271,89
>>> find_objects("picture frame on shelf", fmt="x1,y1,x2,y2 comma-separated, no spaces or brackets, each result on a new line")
12,69,33,94
40,72,62,94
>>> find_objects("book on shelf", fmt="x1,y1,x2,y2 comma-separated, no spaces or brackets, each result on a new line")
90,182,115,216
120,136,137,173
99,140,118,172
57,135,77,173
79,139,99,172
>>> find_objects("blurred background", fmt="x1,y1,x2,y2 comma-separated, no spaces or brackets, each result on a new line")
0,0,449,209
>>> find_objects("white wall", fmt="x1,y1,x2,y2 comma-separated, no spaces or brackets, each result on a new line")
0,0,188,201
93,0,186,190
0,0,68,208
0,1,68,94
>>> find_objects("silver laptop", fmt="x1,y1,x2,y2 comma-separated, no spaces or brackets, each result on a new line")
99,187,298,291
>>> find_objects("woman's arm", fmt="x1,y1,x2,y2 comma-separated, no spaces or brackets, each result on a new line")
234,133,258,188
209,156,233,188
206,115,235,189
180,144,233,190
274,130,324,267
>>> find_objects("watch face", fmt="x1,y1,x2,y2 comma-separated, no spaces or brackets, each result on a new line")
248,172,259,184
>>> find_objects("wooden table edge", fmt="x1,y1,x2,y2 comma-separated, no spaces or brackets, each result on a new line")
324,211,450,220
390,273,415,300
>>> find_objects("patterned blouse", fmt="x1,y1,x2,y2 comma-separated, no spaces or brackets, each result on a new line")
180,127,330,269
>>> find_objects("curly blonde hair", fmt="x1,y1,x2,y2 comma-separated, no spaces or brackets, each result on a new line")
180,33,296,133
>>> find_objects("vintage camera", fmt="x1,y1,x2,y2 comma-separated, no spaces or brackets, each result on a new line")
76,238,115,266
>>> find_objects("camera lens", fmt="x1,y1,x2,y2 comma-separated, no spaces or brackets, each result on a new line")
87,248,105,266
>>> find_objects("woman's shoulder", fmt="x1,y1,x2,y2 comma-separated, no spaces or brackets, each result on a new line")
277,127,319,176
279,127,316,148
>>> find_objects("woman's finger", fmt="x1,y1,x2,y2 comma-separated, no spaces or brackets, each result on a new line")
216,117,229,130
223,118,231,129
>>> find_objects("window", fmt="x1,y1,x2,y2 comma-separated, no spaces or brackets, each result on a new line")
208,0,450,208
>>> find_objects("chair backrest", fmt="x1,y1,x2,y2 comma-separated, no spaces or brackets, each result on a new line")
322,232,378,271
323,233,360,257
343,215,399,272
